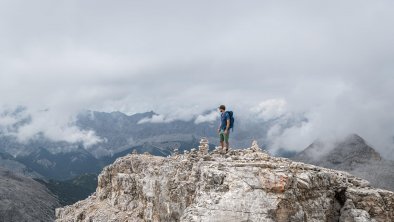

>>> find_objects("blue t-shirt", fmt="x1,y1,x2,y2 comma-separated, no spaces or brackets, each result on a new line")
220,112,230,130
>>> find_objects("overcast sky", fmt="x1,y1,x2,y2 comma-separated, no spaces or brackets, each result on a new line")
0,0,394,157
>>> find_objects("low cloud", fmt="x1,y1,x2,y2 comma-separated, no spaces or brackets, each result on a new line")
1,107,104,147
250,99,288,121
138,114,167,124
0,0,393,159
264,94,394,160
194,111,218,124
0,115,20,133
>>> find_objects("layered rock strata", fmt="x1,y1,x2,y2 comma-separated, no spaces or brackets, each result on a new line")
56,144,394,222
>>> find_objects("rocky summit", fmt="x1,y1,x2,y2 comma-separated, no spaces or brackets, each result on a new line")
56,140,394,222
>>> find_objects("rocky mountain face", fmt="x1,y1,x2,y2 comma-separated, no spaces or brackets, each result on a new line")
0,135,103,180
36,173,98,206
16,146,102,180
0,151,43,178
0,167,60,222
76,110,266,158
56,141,394,222
293,134,394,191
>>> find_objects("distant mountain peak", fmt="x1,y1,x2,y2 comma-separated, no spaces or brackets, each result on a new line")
342,134,366,145
294,133,382,168
336,134,381,161
292,134,394,192
109,111,128,117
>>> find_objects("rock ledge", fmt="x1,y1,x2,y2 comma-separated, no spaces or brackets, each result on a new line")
56,143,394,222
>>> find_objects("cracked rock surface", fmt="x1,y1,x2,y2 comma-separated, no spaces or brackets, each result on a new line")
56,147,394,222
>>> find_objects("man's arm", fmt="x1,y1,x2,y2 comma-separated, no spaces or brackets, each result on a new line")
225,119,230,134
217,122,221,133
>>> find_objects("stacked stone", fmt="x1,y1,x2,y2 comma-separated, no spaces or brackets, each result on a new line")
198,137,209,155
173,147,179,156
250,140,261,152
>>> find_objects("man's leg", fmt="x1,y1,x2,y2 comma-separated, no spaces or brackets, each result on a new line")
224,132,230,152
219,131,225,150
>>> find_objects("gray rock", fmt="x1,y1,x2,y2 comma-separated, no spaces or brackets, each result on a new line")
56,148,394,222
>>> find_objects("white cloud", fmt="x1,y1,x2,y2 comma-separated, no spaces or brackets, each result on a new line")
0,116,18,127
251,99,287,121
138,114,167,124
0,0,393,158
194,111,218,124
264,92,394,159
4,108,104,147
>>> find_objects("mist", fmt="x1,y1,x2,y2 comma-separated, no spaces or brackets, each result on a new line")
0,0,393,158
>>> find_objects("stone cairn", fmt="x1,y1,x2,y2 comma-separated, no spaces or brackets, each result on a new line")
198,137,209,155
250,140,261,152
249,140,269,159
173,147,179,156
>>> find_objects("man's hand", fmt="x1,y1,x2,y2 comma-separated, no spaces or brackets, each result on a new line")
217,129,220,134
224,130,228,135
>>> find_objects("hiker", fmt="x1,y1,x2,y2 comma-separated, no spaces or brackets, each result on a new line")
217,105,234,153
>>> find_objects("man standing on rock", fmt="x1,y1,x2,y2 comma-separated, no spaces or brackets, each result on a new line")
218,105,231,153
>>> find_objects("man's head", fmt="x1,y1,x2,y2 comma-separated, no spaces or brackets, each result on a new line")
218,105,226,112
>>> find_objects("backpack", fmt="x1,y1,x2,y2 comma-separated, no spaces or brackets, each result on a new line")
226,111,235,131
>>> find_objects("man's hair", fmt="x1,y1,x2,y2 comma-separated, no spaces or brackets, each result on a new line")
219,105,226,110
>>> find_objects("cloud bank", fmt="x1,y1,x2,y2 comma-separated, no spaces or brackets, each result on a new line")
0,107,103,147
194,111,218,124
0,0,393,158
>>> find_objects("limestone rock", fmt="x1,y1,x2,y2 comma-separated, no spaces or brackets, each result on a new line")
56,146,394,222
198,137,209,155
251,140,261,152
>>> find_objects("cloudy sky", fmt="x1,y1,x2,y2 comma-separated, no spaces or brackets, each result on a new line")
0,0,394,157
